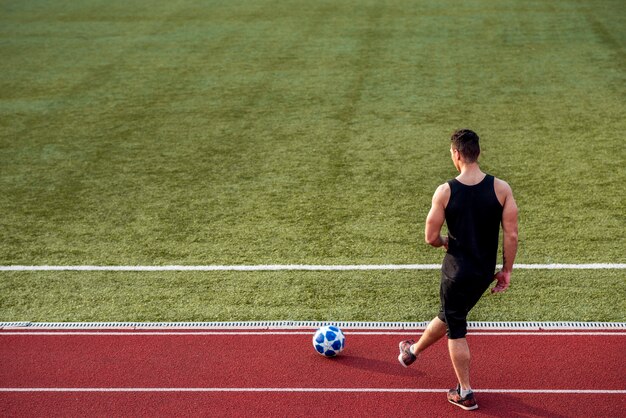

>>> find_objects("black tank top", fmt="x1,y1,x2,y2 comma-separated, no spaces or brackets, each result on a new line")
443,174,503,279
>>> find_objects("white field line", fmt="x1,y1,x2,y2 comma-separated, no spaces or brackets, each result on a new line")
1,263,625,271
0,264,439,271
0,387,623,394
1,331,625,336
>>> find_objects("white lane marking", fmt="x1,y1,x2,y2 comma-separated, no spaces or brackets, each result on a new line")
1,263,625,271
1,331,624,336
0,387,624,394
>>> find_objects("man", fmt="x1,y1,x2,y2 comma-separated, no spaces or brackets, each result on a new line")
398,129,518,411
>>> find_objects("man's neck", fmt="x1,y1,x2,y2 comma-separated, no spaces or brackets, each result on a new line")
456,164,485,185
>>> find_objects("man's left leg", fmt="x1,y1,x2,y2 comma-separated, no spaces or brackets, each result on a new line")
398,316,447,367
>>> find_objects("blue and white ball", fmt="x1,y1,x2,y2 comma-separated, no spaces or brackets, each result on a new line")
312,325,345,357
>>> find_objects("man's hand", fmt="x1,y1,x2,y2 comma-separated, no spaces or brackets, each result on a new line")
492,270,511,294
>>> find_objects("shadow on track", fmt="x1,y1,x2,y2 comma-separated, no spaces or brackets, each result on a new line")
477,393,570,418
331,354,425,378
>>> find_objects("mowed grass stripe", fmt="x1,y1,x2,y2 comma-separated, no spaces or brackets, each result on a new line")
1,0,624,266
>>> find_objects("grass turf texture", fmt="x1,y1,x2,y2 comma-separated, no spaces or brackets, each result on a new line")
1,0,624,322
1,270,624,323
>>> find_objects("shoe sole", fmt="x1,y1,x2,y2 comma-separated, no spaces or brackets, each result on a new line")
448,399,479,411
397,341,412,368
398,353,408,368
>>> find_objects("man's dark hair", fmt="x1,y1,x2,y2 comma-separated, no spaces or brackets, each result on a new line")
451,129,480,163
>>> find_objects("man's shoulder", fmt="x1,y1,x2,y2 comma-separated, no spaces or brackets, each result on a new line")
493,177,513,193
493,177,514,205
432,182,452,206
437,181,452,192
434,181,452,197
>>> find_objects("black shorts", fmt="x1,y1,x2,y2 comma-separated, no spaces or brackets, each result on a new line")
437,265,493,339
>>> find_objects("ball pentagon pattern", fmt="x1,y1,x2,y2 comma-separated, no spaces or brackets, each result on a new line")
312,325,345,357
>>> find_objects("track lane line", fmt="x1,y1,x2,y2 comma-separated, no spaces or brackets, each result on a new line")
0,387,624,394
1,331,624,336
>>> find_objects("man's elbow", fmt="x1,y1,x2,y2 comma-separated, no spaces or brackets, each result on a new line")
505,230,519,243
425,234,439,246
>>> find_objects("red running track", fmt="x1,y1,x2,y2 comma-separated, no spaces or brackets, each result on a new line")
0,329,624,417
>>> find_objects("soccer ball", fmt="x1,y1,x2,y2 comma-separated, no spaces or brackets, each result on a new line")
312,325,345,357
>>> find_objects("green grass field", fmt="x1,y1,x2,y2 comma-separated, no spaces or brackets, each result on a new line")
1,0,624,322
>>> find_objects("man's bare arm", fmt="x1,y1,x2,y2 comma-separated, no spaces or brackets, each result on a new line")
425,183,450,249
493,179,518,293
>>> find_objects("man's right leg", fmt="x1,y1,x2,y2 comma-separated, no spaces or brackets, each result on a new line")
447,337,478,410
398,316,447,367
448,337,471,391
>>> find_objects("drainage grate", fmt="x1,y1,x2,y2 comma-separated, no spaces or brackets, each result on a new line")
1,321,625,330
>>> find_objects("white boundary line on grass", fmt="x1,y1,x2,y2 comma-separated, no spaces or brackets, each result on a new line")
1,263,625,271
0,387,623,394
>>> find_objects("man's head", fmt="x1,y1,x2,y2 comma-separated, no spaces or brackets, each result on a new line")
450,129,480,164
